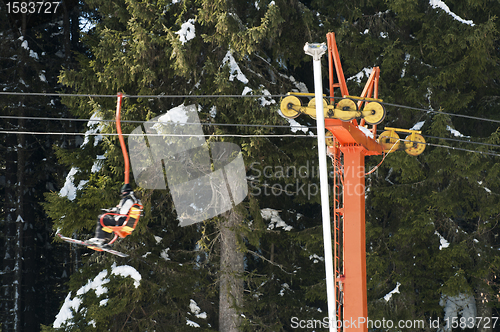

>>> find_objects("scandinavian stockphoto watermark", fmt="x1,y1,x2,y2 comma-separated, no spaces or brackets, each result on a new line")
290,316,499,330
125,105,375,225
290,316,426,329
128,104,248,227
248,161,373,199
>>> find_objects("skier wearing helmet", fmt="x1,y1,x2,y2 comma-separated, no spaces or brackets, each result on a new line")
87,184,141,247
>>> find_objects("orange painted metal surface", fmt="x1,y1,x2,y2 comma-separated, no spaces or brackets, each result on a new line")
115,92,130,184
327,32,349,98
326,32,383,332
331,139,344,326
340,147,368,330
325,119,382,155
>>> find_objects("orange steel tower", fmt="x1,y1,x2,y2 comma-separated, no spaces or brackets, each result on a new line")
326,32,383,332
280,32,425,332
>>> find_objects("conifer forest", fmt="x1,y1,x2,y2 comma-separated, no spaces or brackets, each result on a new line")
2,0,500,331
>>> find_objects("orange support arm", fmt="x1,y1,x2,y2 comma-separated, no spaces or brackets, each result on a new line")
327,32,349,98
115,92,130,184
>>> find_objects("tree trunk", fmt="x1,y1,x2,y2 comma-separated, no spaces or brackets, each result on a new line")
2,131,18,331
219,209,244,332
475,218,493,332
1,116,24,332
475,279,492,332
62,0,71,61
14,121,25,332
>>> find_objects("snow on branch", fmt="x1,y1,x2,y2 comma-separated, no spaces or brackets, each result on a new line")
429,0,475,26
175,18,196,45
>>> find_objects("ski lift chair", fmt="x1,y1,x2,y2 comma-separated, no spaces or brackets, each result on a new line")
99,203,144,244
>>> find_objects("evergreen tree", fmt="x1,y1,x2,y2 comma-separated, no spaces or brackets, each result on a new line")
0,1,82,330
42,0,330,330
327,0,500,330
42,0,500,331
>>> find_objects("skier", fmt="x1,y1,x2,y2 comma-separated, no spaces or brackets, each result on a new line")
87,184,141,247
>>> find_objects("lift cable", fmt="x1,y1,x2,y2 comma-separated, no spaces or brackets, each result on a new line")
2,90,500,126
1,129,500,157
0,130,315,139
0,91,285,99
0,115,311,130
2,121,500,151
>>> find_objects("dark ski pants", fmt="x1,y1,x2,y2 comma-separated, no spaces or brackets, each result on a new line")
95,214,117,240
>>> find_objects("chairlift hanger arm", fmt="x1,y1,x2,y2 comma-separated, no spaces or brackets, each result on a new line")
116,92,130,184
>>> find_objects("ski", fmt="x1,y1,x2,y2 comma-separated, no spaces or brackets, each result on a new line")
57,233,129,258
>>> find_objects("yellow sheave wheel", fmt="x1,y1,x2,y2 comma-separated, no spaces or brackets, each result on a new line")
307,97,329,119
280,95,301,119
325,131,335,146
378,130,400,153
405,133,426,156
362,102,386,125
333,98,357,121
336,98,358,112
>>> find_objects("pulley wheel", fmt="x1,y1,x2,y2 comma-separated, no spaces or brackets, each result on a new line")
279,95,301,119
378,130,400,153
325,131,335,146
362,102,386,125
336,98,358,112
405,134,426,156
307,98,329,119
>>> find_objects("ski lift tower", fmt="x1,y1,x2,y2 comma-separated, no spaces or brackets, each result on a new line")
325,32,382,332
281,32,426,332
282,32,383,332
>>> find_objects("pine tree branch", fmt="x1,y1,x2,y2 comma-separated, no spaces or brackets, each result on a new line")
246,249,294,275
